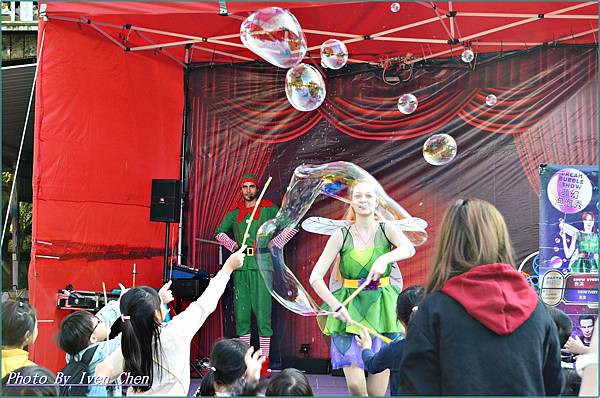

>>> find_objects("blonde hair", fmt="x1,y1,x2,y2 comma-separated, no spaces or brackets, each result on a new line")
426,198,515,293
331,181,380,283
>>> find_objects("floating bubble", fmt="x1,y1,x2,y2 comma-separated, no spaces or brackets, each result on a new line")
553,247,559,252
485,94,497,106
554,237,561,244
240,7,307,68
461,48,474,63
255,161,428,319
320,39,348,70
390,2,400,13
548,256,563,268
285,64,326,112
397,93,418,115
423,134,457,166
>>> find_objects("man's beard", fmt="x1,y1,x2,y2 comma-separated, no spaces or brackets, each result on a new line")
244,194,257,202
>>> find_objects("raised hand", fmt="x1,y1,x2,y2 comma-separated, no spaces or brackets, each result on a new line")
223,245,247,274
355,326,373,350
244,347,266,383
562,335,591,355
158,280,174,305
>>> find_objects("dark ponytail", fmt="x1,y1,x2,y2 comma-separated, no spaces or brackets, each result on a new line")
120,286,163,392
199,369,217,396
199,338,249,396
397,285,425,326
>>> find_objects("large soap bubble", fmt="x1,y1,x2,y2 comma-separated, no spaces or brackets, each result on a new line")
285,64,326,112
255,161,428,318
423,134,457,166
485,94,497,106
397,93,418,115
240,7,307,68
320,39,348,70
390,2,401,13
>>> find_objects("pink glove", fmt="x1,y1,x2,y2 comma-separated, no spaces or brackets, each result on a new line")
216,233,238,253
270,228,298,249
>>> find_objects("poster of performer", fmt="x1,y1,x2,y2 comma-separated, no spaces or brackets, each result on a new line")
539,164,598,360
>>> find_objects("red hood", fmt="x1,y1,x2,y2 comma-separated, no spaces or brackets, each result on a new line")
440,263,538,335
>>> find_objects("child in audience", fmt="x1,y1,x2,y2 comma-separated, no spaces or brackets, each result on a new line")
2,300,38,378
545,305,582,396
199,338,265,396
265,368,313,396
355,285,424,396
2,365,59,396
398,198,564,395
94,247,246,396
57,283,127,395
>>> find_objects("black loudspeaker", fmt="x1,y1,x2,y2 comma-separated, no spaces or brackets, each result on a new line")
171,277,210,298
150,179,181,223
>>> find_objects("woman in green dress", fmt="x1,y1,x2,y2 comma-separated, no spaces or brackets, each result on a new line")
560,211,599,273
309,181,415,396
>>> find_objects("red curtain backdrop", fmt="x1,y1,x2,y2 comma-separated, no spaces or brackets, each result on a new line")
30,20,184,372
185,46,597,361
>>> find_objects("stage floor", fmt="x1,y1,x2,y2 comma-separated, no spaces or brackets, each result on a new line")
188,371,353,396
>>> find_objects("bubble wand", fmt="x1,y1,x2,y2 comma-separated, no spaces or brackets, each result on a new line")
242,176,273,247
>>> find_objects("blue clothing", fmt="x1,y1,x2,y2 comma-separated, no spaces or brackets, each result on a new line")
65,300,122,396
362,336,406,396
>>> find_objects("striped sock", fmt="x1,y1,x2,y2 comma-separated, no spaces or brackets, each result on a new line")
240,334,251,346
259,336,271,358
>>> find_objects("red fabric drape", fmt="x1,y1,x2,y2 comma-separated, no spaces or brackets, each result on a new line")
30,21,183,372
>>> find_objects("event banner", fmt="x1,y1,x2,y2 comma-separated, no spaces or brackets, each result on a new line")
539,164,598,355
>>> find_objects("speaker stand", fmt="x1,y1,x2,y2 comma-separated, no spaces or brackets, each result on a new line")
163,222,170,283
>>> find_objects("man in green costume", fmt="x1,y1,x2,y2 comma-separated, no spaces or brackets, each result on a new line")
215,173,279,375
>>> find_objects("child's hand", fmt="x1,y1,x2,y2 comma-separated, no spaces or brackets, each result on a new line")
158,280,174,305
355,326,373,350
244,347,265,383
117,283,129,303
562,335,591,355
223,245,247,274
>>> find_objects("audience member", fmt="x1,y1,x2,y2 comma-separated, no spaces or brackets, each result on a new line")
2,301,38,378
545,305,581,395
93,247,246,396
199,338,264,396
397,198,564,395
355,285,424,396
265,368,313,396
56,284,126,396
2,365,59,396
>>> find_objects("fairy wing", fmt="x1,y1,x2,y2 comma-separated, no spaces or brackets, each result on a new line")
301,217,350,235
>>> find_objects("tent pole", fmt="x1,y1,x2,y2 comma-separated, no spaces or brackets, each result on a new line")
449,2,455,38
191,45,253,61
163,223,170,283
133,30,186,68
458,12,597,19
461,2,596,42
177,51,190,267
